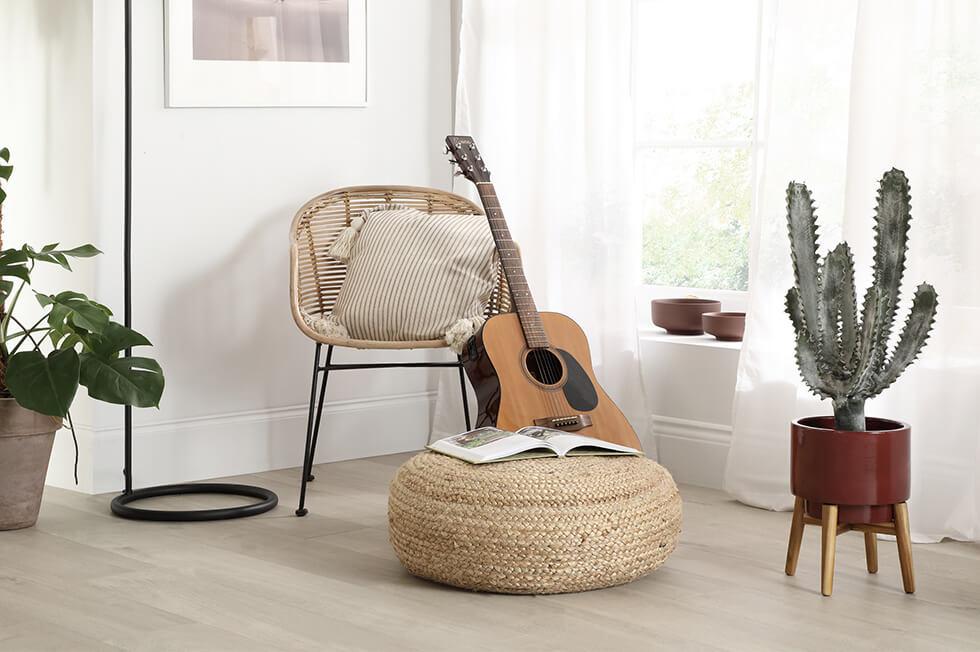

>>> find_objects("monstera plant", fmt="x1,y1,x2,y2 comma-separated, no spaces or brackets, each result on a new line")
0,147,164,530
782,168,935,597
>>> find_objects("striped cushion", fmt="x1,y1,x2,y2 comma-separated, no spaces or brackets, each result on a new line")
331,206,497,343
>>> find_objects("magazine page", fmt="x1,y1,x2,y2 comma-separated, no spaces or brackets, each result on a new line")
427,427,557,464
513,427,640,457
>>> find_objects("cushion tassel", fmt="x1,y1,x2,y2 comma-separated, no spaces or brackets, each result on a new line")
303,312,350,340
445,316,485,354
327,215,365,264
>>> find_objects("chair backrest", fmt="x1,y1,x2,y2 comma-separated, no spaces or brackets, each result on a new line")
289,185,513,347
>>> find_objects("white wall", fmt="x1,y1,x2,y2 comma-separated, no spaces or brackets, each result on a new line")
8,0,454,493
0,0,99,490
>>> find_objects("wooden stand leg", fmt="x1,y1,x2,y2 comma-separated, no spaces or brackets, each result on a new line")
785,497,806,576
863,531,878,574
821,504,838,596
894,502,915,594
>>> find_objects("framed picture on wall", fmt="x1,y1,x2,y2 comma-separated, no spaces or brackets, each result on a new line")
165,0,366,107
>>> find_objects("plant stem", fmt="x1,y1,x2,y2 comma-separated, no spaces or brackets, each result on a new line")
0,202,5,387
8,323,51,356
0,260,33,354
833,397,866,431
8,314,46,353
66,410,79,485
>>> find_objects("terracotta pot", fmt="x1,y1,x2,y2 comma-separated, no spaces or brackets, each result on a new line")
702,311,745,341
790,416,910,524
651,298,721,335
0,398,61,530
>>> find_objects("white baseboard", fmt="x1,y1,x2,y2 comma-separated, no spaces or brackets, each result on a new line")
48,401,731,495
47,391,436,495
652,415,731,490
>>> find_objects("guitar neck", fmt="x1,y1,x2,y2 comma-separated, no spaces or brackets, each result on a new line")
475,182,549,349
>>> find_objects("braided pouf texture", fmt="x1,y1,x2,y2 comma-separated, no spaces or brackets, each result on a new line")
388,452,682,595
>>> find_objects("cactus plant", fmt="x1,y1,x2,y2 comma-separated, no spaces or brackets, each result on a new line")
785,168,938,432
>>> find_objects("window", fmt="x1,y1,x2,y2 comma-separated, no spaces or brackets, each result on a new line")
634,0,762,291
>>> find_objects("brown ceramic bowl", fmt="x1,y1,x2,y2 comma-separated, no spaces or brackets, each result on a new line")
702,312,745,341
651,298,722,335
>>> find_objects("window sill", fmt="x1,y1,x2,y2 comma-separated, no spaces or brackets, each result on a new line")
638,327,742,351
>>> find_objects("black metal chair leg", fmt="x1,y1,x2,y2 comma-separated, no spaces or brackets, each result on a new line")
297,348,469,517
305,345,333,482
296,343,322,517
457,360,471,431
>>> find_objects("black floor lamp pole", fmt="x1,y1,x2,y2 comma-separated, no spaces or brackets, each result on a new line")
122,0,133,495
110,0,277,521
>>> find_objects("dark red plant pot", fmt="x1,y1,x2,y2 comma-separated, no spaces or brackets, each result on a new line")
790,416,910,524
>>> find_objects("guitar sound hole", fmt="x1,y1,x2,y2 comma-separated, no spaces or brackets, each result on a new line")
524,348,564,387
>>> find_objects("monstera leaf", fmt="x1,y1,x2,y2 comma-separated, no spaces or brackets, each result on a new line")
0,147,11,204
75,320,164,407
0,248,31,284
87,322,152,358
5,349,81,417
25,243,102,272
37,290,111,334
79,353,164,408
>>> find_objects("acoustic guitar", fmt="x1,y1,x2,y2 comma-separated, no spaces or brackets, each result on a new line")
445,135,642,450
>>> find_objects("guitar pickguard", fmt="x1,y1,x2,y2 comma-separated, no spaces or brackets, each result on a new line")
557,349,599,411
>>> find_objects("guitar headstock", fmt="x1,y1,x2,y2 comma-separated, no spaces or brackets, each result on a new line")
445,135,490,184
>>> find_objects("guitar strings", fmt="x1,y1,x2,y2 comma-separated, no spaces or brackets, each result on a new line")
531,347,566,420
545,349,564,416
532,348,558,417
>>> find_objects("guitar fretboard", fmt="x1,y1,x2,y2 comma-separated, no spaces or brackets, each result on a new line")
476,183,549,349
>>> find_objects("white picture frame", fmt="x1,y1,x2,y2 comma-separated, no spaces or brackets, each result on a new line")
165,0,366,108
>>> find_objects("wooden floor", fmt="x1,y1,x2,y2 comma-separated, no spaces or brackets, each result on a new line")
2,453,979,651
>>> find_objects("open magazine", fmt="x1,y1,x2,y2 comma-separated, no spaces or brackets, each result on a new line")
427,426,641,464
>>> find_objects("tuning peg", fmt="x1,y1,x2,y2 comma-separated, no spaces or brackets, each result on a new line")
444,145,451,155
453,170,464,177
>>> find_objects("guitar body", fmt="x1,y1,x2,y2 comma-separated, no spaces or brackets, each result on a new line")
462,312,642,449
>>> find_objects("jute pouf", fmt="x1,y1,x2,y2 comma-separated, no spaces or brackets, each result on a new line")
388,452,682,594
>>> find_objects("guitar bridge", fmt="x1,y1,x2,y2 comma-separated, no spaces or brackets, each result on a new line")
533,415,592,432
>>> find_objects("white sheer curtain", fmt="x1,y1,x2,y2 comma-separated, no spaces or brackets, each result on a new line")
431,0,652,451
726,0,980,542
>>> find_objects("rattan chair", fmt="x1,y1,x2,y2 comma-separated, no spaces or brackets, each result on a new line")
289,185,512,516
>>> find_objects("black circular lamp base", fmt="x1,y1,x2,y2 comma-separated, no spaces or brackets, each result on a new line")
110,483,279,522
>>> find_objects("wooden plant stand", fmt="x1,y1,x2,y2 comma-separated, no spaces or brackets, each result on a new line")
784,497,915,597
